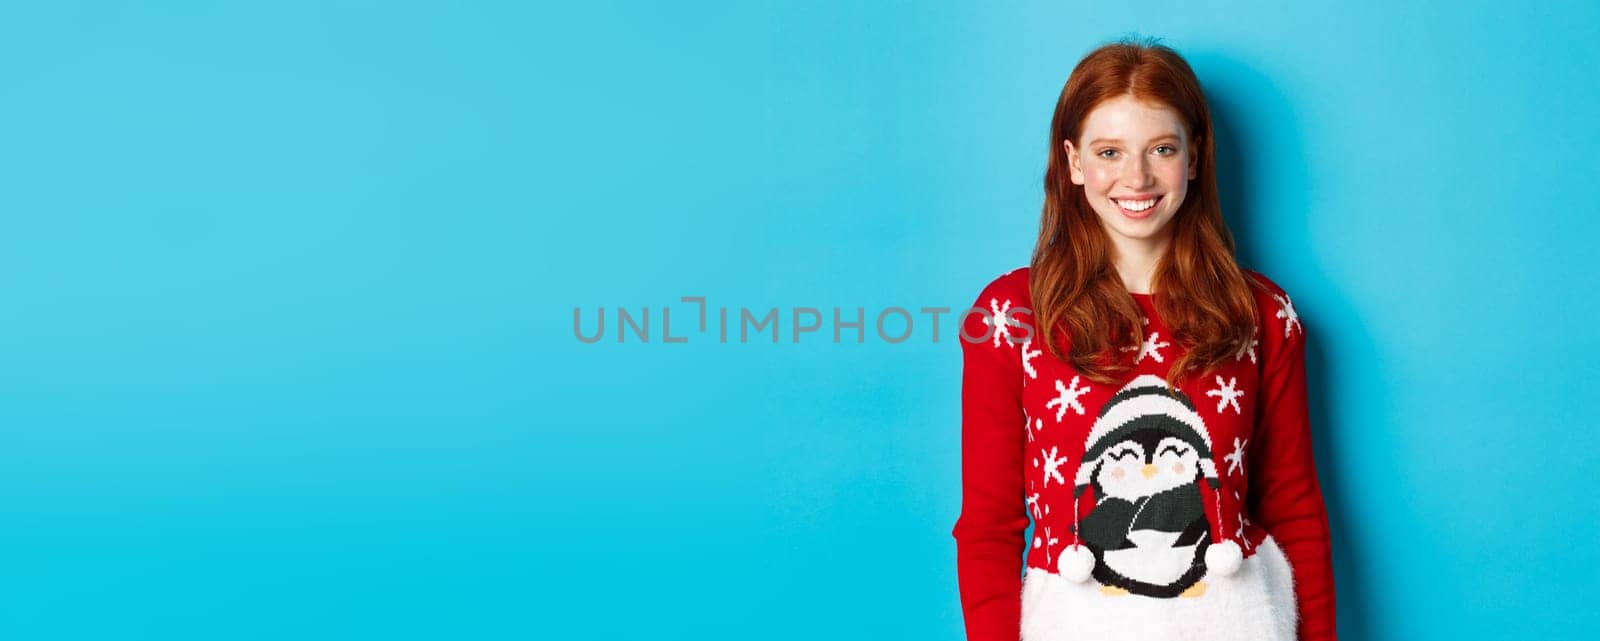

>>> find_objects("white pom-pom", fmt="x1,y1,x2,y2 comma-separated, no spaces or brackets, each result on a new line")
1058,544,1095,582
1205,539,1243,577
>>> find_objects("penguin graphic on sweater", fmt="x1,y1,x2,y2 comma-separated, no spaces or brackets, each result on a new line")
1056,374,1244,599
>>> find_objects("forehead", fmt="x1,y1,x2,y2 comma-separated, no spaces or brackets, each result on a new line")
1080,95,1188,144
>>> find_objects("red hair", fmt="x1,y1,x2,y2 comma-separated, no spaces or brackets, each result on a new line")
1030,36,1266,390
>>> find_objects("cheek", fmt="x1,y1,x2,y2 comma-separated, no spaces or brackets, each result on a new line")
1079,163,1117,190
1171,462,1185,475
1159,162,1192,192
1162,158,1190,179
1109,467,1126,481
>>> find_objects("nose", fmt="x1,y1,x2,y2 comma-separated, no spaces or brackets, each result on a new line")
1123,154,1153,187
1141,464,1158,479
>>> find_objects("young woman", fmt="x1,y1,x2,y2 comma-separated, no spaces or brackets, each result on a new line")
951,38,1336,641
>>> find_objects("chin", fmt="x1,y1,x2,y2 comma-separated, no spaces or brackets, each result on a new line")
1109,224,1172,241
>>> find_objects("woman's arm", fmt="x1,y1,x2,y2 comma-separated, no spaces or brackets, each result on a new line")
951,277,1029,641
1248,289,1338,640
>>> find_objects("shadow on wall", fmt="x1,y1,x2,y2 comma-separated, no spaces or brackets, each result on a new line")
1190,48,1388,641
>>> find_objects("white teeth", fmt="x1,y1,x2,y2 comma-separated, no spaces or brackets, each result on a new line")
1115,198,1157,211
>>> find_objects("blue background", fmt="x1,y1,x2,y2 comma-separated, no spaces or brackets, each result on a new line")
2,1,1596,639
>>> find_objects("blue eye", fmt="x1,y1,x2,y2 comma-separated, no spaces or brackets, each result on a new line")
1155,145,1177,155
1097,149,1118,159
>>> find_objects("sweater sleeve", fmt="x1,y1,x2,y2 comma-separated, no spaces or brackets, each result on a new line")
951,279,1029,641
1248,291,1337,641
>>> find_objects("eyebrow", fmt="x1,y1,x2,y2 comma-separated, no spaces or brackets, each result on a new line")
1087,135,1181,146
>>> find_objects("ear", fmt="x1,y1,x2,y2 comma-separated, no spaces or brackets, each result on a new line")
1187,136,1201,180
1063,139,1085,185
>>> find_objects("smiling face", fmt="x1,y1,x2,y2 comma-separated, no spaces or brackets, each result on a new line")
1063,94,1199,258
1096,434,1201,499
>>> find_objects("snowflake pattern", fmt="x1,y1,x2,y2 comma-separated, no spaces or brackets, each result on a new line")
985,298,1022,348
1027,492,1043,520
1121,330,1171,364
1045,376,1091,421
1041,446,1068,488
1021,339,1041,379
1235,329,1259,364
1206,375,1244,414
1274,293,1302,338
1224,437,1248,476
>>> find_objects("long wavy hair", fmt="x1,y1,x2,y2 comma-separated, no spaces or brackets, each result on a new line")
1030,36,1264,391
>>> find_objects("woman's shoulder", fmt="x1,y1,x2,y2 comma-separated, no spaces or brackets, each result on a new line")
1243,268,1297,309
1241,267,1307,346
960,265,1034,352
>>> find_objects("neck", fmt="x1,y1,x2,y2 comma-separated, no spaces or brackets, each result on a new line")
1110,235,1170,295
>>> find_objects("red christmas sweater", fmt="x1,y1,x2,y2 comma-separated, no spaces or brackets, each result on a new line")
952,266,1336,641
